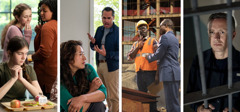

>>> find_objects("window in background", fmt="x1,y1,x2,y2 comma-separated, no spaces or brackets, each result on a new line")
0,0,39,51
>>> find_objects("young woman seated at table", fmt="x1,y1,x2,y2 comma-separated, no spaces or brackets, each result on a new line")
0,36,42,102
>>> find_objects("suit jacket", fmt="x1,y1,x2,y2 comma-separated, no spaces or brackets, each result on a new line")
147,31,180,81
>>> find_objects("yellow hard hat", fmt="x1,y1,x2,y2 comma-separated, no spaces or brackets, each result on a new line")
136,20,149,31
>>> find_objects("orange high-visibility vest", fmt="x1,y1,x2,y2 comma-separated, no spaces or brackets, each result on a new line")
134,37,157,72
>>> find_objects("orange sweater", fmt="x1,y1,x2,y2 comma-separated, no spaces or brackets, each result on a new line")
32,20,57,93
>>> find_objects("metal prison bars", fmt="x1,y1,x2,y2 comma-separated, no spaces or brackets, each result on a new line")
184,0,240,112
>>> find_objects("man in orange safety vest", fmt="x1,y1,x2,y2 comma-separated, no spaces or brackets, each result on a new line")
127,20,158,112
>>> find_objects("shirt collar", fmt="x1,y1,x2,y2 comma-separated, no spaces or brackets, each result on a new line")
16,26,23,34
166,30,173,34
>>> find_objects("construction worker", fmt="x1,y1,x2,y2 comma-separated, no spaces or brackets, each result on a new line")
128,20,158,112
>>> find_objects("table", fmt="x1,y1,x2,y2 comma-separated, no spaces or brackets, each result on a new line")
122,87,159,112
0,102,57,112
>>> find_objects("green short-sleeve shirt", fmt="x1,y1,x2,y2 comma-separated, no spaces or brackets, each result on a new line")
0,63,37,102
60,64,107,112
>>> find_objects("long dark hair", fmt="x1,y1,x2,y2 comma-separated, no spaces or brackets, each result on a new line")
1,3,31,49
60,40,89,96
38,0,57,25
7,36,31,82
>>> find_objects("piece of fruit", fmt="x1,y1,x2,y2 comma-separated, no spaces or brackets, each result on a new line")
35,96,40,102
10,99,21,108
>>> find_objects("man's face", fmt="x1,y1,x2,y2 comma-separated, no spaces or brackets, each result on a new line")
102,11,114,28
138,25,148,38
160,25,167,35
208,18,230,53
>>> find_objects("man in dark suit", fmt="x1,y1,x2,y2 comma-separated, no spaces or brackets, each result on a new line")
146,19,180,112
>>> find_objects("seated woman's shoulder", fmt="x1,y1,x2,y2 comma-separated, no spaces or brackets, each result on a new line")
85,63,94,69
84,63,95,73
0,62,7,74
24,64,34,70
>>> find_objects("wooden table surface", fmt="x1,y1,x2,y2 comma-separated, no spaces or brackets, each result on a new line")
0,102,57,112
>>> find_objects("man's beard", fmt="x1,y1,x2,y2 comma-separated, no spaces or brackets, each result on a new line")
140,31,147,37
160,28,166,35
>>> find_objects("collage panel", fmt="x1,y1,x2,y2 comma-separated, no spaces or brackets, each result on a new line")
184,0,240,112
60,0,119,112
0,0,57,111
5,0,240,112
121,0,181,112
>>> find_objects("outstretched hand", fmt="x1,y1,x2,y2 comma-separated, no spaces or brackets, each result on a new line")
94,45,106,56
87,33,96,44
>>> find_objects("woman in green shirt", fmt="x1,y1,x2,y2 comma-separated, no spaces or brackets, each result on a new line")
0,37,42,102
60,40,107,112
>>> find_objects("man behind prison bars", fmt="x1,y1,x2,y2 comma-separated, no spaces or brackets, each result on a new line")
187,12,240,112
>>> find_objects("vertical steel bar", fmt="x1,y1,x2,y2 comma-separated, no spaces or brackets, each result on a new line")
191,0,208,108
227,1,233,110
191,0,197,11
229,94,233,112
227,0,232,6
227,1,233,90
193,15,208,108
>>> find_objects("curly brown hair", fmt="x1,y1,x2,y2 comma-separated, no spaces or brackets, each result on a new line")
60,40,89,96
38,0,57,25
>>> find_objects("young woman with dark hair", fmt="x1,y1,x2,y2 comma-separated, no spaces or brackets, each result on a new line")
0,37,42,102
60,40,107,112
28,0,57,98
1,3,32,62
